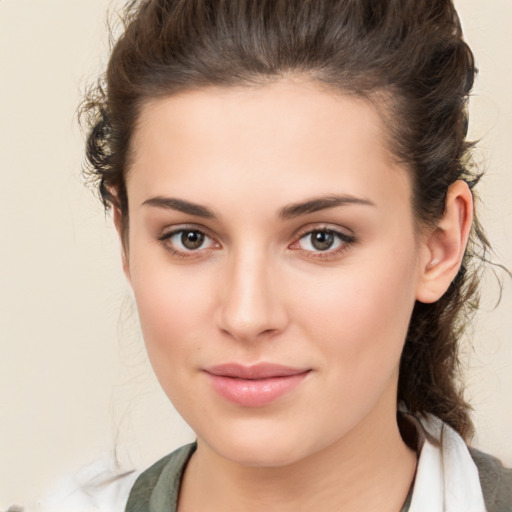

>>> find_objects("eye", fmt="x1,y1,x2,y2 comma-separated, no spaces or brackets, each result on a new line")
292,227,355,258
159,227,217,255
300,230,340,251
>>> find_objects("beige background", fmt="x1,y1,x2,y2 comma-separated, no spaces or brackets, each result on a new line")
0,0,510,506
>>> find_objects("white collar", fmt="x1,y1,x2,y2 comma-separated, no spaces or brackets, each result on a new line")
407,412,486,512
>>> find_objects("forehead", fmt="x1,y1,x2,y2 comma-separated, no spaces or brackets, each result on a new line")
128,79,410,215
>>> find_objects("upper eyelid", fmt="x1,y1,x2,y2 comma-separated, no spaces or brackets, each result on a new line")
160,224,214,239
293,223,355,240
159,224,351,236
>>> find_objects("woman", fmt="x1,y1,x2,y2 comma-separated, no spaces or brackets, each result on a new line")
23,0,511,510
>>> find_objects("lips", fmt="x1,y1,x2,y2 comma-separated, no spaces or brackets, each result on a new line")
203,363,311,407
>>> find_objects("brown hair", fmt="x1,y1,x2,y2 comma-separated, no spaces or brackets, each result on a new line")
81,0,490,440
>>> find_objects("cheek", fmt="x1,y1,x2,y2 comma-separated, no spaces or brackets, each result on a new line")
128,254,215,378
294,246,418,381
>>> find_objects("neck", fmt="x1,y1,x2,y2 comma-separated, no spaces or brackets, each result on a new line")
179,398,417,512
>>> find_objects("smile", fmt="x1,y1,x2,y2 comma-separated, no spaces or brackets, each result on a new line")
203,363,311,407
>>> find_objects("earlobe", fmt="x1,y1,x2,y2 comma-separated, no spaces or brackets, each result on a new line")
113,206,131,283
416,180,473,304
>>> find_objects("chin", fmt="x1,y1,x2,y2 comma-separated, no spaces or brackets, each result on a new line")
215,438,304,468
197,417,331,468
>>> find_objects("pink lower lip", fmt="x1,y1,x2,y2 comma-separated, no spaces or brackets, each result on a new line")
205,371,310,407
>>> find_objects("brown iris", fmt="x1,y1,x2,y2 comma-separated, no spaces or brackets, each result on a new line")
311,230,335,251
181,230,205,250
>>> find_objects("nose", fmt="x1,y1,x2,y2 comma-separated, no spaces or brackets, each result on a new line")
216,248,288,342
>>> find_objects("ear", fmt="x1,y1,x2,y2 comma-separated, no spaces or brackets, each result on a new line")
113,206,131,284
415,180,473,304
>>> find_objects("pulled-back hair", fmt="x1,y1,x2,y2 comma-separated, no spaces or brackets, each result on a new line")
81,0,489,440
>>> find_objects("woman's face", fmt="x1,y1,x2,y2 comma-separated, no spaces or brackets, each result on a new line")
124,79,429,466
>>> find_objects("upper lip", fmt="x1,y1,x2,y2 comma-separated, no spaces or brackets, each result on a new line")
204,363,311,380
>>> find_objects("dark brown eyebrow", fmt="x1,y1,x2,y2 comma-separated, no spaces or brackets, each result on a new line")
278,194,375,219
142,194,375,219
142,197,217,218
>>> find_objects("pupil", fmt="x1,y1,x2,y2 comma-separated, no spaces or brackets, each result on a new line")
182,231,204,250
312,231,334,251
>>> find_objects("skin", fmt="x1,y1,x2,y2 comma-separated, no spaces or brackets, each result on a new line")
117,78,473,511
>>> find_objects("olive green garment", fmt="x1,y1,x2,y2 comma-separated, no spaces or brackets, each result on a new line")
125,442,512,512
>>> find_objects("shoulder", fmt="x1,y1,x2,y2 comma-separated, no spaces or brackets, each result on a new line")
125,443,197,512
29,459,141,512
469,447,512,512
5,443,196,512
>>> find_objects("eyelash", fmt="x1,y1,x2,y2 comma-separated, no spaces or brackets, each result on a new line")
158,225,356,261
158,226,216,259
292,227,356,261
